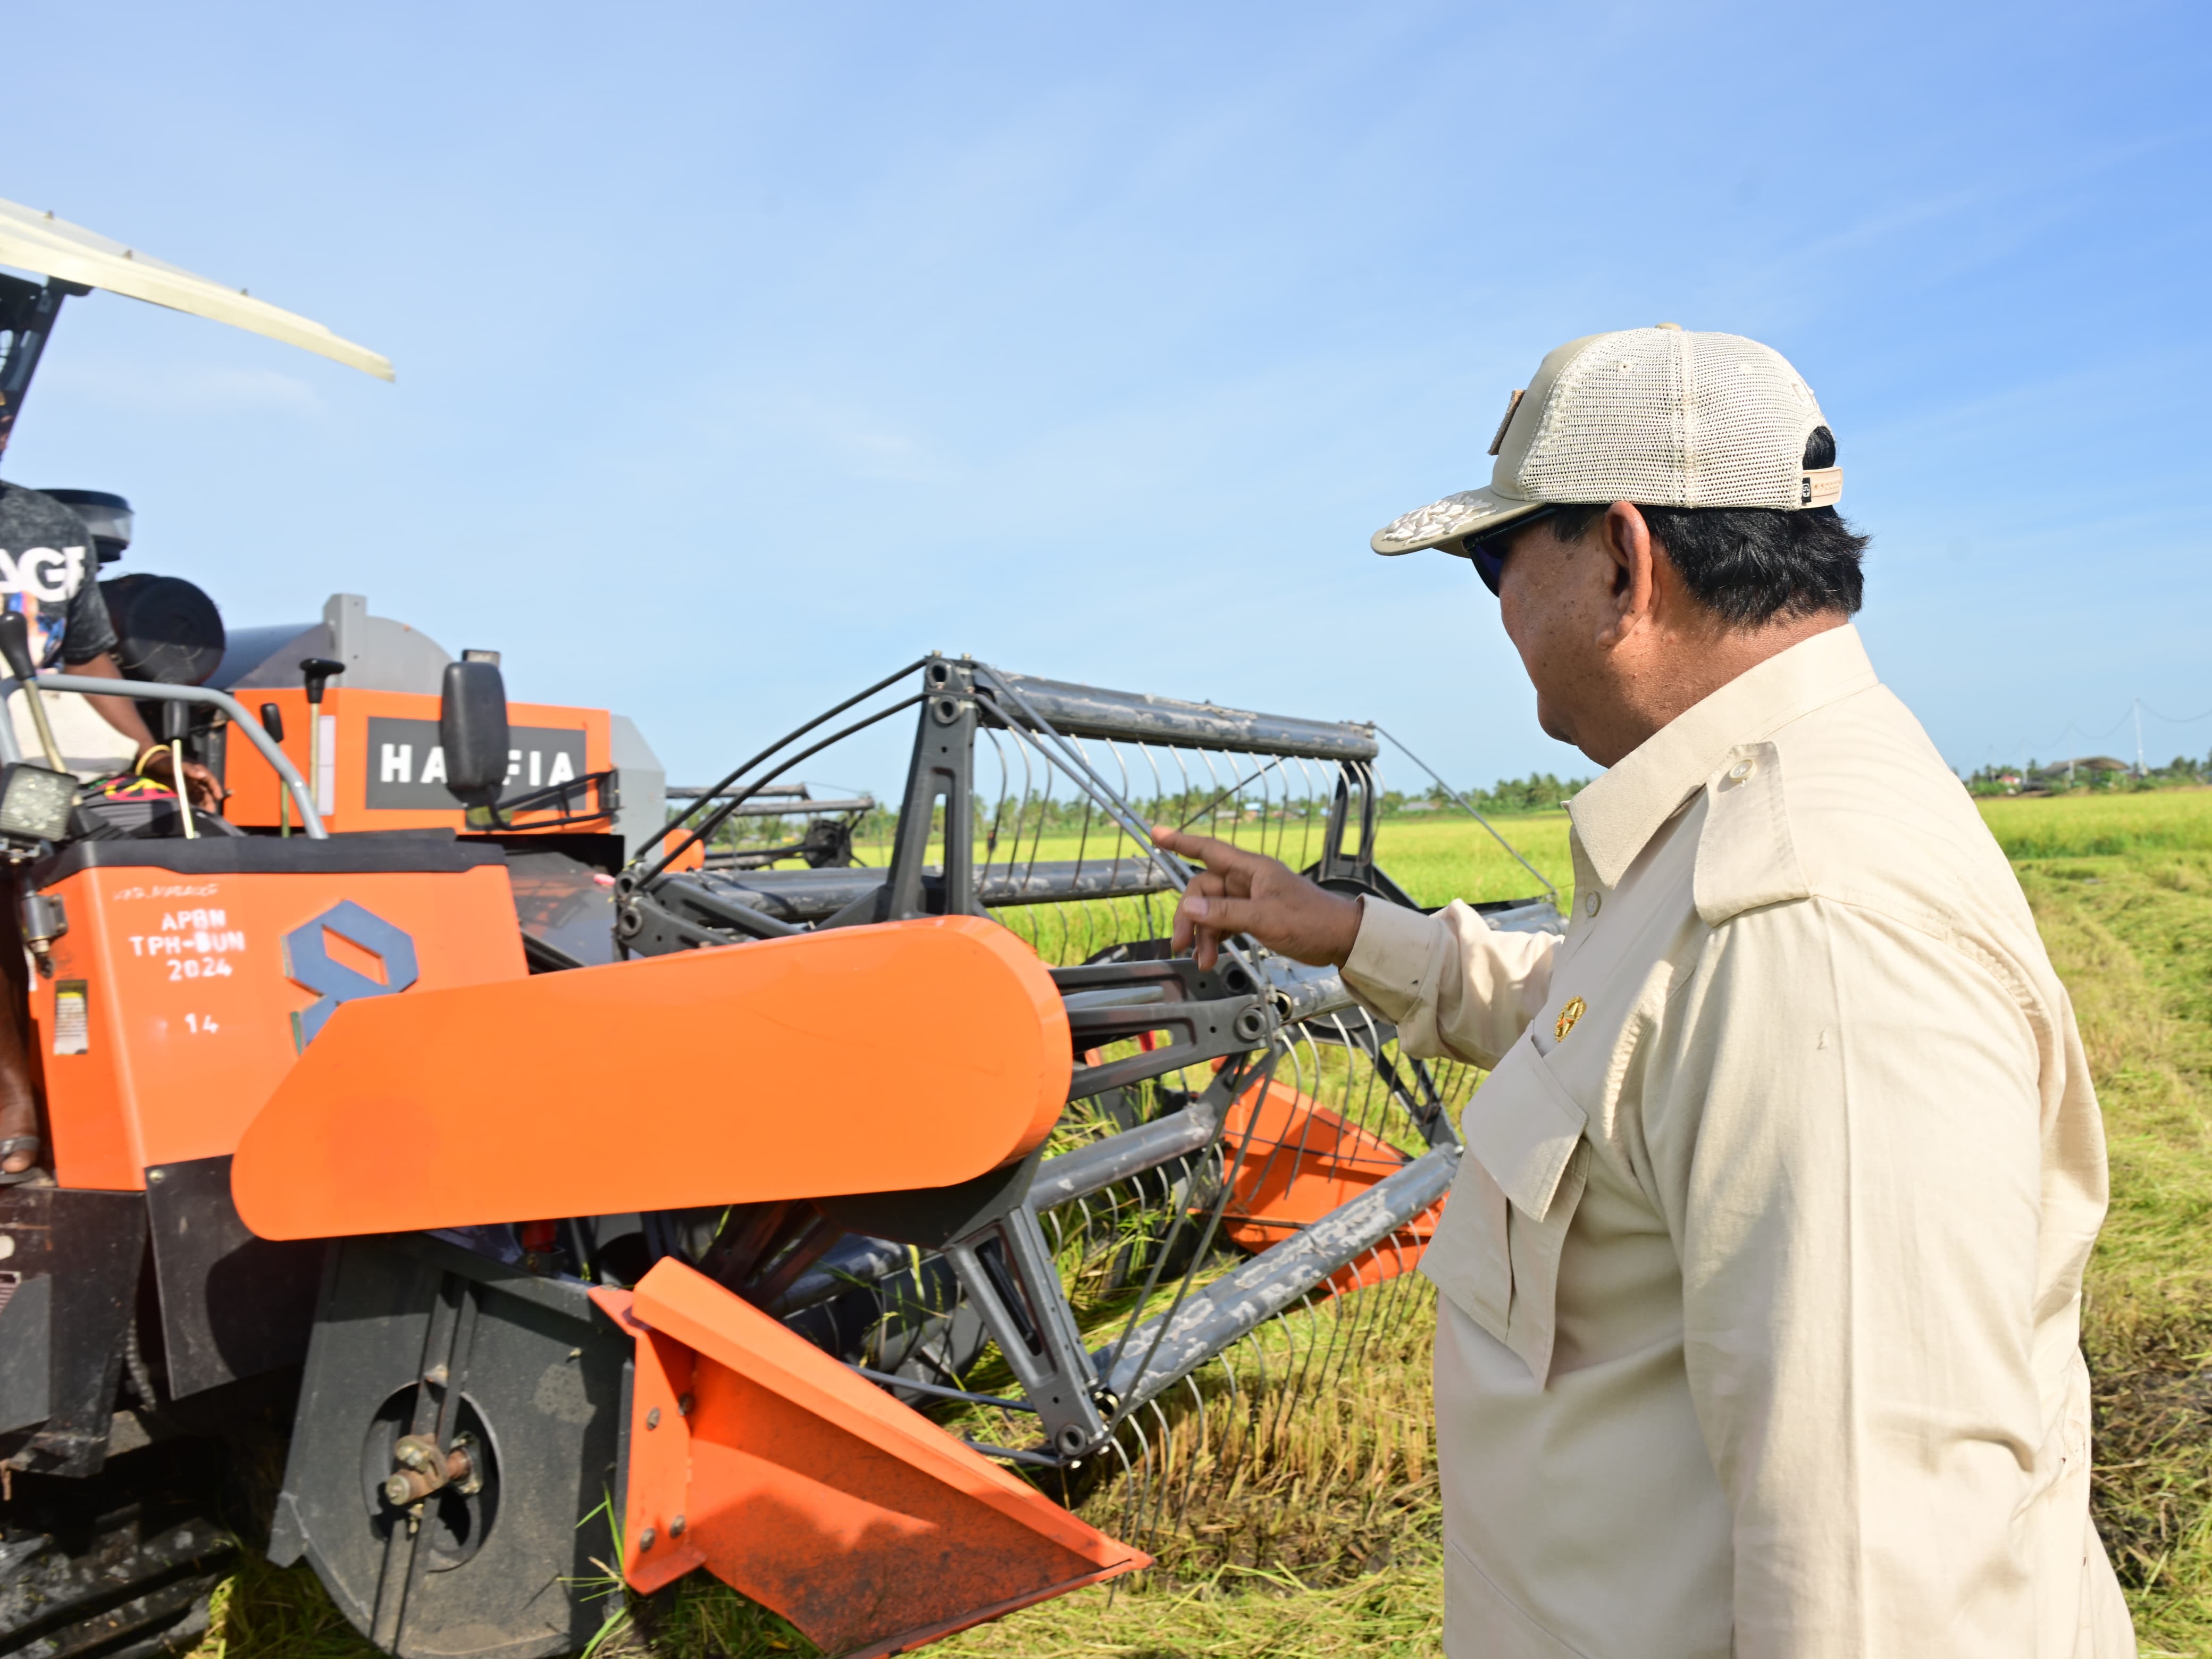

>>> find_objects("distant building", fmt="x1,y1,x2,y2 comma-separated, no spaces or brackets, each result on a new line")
2038,756,2133,784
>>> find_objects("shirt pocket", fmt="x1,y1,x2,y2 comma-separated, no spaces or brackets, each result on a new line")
1421,1027,1590,1385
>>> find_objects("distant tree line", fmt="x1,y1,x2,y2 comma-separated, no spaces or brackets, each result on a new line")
1964,754,2212,797
705,769,1596,859
1367,773,1590,815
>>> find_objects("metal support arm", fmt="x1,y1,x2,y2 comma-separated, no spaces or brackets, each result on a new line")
1097,1145,1459,1409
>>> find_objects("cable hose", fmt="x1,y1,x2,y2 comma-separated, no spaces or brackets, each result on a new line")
121,1312,163,1415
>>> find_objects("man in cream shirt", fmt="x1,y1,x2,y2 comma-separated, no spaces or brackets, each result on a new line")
1152,326,2133,1656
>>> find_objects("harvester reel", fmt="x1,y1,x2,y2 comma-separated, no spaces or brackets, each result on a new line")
600,658,1559,1546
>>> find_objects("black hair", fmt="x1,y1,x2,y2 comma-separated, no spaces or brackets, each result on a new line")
1542,426,1868,624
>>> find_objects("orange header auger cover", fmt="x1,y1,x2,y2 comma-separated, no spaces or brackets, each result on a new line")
233,916,1071,1240
596,1259,1147,1658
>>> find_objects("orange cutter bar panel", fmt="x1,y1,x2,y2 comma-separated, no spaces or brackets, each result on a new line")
223,686,612,835
233,915,1073,1239
595,1260,1146,1658
35,845,525,1191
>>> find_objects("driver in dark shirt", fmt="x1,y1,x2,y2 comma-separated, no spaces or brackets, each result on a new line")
0,481,219,1182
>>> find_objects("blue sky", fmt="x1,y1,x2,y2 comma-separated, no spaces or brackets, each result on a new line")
4,1,2207,794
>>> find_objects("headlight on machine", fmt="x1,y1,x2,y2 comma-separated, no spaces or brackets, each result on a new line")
0,763,81,844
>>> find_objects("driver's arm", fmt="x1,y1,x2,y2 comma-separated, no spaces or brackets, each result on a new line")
52,556,219,806
69,649,158,752
66,649,222,810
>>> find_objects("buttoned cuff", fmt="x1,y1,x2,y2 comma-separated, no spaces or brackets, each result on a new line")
1340,898,1445,1025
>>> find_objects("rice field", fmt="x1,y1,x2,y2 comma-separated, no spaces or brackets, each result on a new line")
838,807,1573,967
188,790,2212,1659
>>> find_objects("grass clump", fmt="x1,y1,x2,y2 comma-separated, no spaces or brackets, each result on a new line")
935,1554,1445,1658
191,1552,380,1659
2013,830,2212,1650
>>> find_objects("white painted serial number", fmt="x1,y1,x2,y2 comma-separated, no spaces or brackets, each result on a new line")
129,908,249,966
167,957,235,982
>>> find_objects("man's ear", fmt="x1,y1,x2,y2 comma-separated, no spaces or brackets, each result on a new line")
1595,501,1656,644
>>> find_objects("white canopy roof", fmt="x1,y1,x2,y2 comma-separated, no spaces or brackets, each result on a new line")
0,197,392,381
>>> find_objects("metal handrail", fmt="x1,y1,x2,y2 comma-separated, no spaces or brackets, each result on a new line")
7,673,327,837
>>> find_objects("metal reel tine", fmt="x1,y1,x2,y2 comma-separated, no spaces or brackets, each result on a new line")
1266,1304,1318,1443
1355,1243,1402,1356
1170,1373,1215,1535
1381,1231,1419,1326
1101,1432,1141,1590
1320,1253,1365,1382
1122,1406,1155,1547
1142,1396,1176,1543
1218,1330,1266,1498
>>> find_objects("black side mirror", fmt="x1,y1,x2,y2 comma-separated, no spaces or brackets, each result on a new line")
439,659,510,812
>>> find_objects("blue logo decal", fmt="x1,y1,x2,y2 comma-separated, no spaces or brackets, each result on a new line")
283,900,420,1050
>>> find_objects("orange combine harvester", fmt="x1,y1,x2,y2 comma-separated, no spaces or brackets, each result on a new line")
0,204,1561,1659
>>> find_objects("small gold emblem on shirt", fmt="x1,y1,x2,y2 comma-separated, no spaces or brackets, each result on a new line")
1555,996,1586,1042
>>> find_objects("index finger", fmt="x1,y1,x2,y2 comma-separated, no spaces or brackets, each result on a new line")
1150,825,1270,874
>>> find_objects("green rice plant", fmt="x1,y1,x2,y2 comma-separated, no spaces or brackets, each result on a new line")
995,890,1180,966
1981,787,2212,862
1369,812,1576,910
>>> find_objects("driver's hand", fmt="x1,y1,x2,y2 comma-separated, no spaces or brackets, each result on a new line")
1149,825,1365,970
136,748,224,814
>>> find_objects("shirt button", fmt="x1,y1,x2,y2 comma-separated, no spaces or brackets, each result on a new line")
1583,891,1601,917
1728,759,1756,782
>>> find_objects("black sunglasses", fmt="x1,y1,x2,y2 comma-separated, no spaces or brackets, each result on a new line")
1459,505,1561,597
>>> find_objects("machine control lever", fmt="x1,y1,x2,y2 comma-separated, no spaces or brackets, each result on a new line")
0,611,66,773
299,658,345,821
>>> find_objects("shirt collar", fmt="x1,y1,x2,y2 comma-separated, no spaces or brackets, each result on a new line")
1566,623,1879,890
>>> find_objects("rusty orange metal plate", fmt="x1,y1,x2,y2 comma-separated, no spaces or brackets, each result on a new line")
596,1260,1146,1657
233,915,1070,1239
1219,1075,1440,1292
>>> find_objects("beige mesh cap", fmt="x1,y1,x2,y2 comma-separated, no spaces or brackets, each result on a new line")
1370,324,1843,557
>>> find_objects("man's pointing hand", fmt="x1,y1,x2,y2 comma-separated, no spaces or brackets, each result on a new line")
1149,825,1365,971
